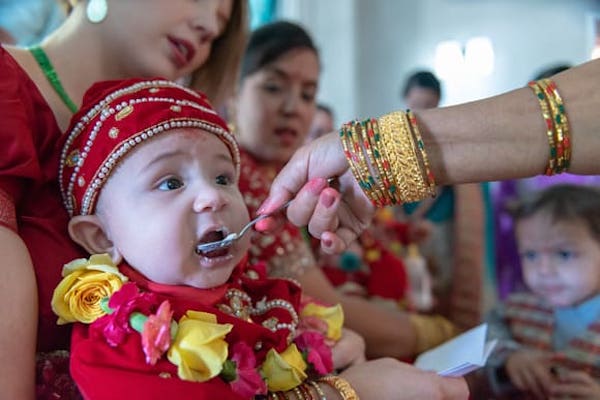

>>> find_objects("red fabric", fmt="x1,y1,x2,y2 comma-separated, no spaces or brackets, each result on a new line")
59,78,238,217
0,46,85,352
365,245,409,301
70,261,303,399
238,150,313,276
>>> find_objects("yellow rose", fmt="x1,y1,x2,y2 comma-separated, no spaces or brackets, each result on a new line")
261,344,307,391
168,311,233,382
301,303,344,341
51,254,128,324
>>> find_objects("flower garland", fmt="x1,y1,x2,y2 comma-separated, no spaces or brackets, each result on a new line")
51,254,342,398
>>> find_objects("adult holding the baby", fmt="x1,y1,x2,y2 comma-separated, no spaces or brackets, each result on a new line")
0,0,246,397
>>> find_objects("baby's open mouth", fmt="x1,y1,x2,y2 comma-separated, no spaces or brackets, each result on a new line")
196,230,230,258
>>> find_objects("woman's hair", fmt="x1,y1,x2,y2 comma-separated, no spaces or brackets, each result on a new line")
511,184,600,241
240,20,319,81
401,70,441,98
190,0,248,107
56,0,248,108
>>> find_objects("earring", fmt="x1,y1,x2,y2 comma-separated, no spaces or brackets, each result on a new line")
86,0,108,24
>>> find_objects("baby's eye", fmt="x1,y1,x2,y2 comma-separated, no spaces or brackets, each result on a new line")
521,250,538,262
215,174,232,186
556,250,575,261
158,177,184,191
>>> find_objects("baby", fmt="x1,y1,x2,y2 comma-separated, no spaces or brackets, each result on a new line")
484,184,600,399
52,79,357,399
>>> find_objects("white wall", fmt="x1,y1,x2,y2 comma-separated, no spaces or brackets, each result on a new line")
280,0,600,123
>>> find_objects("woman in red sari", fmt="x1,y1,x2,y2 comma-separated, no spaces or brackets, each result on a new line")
233,20,450,362
0,1,247,397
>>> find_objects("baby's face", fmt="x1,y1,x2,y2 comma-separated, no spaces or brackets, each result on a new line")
96,128,250,289
516,212,600,307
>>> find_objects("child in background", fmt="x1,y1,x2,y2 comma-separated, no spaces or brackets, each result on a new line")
483,184,600,399
52,78,368,399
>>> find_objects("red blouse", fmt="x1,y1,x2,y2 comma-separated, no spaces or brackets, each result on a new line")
71,262,302,400
0,46,86,352
238,149,316,279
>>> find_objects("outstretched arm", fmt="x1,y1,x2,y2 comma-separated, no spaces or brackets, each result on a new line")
259,59,600,251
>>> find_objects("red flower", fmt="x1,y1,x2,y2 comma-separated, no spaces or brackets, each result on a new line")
229,342,267,397
141,300,173,365
294,331,333,375
91,283,157,346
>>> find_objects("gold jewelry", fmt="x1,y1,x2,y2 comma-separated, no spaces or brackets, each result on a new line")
406,110,436,196
318,375,359,400
537,78,571,172
528,78,571,175
307,380,327,400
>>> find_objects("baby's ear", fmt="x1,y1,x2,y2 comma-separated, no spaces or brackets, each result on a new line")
68,215,123,264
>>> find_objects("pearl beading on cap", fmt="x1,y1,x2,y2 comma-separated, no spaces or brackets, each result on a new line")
59,80,239,217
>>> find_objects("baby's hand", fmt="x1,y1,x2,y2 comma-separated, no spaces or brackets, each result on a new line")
505,349,553,399
331,328,366,370
549,369,600,399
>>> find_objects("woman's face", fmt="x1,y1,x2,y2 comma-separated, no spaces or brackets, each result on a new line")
235,47,320,165
100,0,233,80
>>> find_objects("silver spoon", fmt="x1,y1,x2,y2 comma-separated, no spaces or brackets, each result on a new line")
195,200,292,255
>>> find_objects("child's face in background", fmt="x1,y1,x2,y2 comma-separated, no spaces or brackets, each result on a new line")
516,212,600,307
96,129,250,289
235,47,319,165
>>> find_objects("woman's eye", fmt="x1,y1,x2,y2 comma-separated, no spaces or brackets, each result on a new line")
262,83,282,93
157,177,184,191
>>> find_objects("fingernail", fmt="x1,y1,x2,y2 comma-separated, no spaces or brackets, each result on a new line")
257,199,272,215
320,191,336,208
255,219,270,232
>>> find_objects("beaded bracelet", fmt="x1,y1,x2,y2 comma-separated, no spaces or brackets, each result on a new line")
340,110,436,207
307,380,327,400
538,78,571,172
406,110,436,196
528,78,571,175
528,80,557,175
340,121,386,206
318,375,360,400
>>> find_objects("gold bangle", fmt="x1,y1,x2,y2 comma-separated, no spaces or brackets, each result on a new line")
538,78,571,172
528,80,558,175
318,375,360,400
379,111,430,203
307,380,327,400
406,110,436,196
340,121,386,206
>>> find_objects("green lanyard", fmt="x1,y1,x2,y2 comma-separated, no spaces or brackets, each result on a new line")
29,45,79,113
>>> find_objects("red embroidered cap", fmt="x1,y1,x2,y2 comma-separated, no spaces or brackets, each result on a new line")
59,78,240,217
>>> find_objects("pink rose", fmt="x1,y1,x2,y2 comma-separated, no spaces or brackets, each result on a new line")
141,300,173,365
229,342,267,397
294,331,333,375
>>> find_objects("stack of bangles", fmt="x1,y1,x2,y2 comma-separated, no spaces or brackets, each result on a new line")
268,375,359,400
340,110,436,207
528,78,572,175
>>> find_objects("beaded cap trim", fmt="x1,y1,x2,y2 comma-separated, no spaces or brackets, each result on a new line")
59,79,240,217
